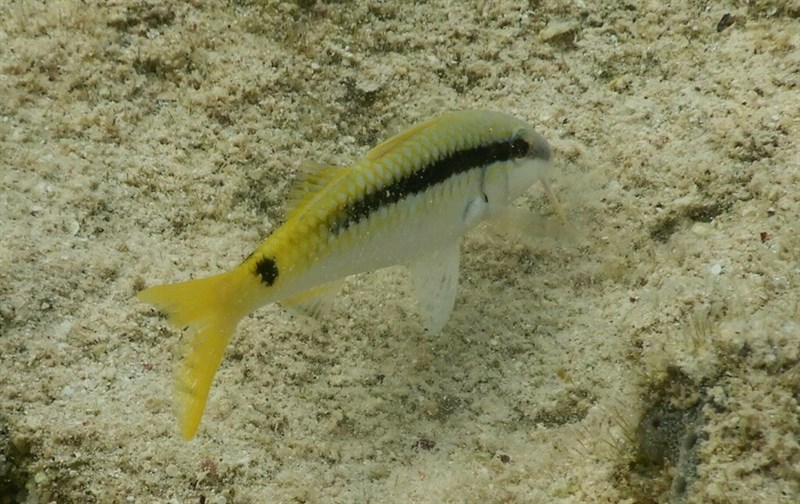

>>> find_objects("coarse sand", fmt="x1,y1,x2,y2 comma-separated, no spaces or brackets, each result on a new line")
1,1,799,503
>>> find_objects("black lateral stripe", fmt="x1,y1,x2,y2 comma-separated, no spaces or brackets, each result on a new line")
330,136,529,234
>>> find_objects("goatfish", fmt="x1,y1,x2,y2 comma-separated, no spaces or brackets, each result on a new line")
138,109,558,440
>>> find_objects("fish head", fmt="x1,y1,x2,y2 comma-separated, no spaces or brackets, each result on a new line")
483,126,552,215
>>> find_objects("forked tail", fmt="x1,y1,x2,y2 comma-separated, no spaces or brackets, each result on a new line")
137,269,250,440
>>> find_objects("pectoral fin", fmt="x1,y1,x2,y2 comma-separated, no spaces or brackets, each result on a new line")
463,193,489,228
409,244,461,334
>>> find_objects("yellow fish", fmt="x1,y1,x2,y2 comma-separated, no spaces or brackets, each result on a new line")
138,110,556,439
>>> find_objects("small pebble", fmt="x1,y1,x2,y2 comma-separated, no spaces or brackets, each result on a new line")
691,222,712,236
716,13,735,32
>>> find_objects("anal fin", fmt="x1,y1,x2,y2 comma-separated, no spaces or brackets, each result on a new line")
409,243,461,335
280,280,343,319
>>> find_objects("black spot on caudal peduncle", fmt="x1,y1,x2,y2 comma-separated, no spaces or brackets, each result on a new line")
255,257,278,286
331,136,530,234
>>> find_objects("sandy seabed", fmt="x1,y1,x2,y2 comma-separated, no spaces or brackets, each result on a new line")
2,1,799,503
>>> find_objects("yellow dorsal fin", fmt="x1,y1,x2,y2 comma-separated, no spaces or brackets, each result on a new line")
365,116,438,161
286,164,351,217
297,161,329,175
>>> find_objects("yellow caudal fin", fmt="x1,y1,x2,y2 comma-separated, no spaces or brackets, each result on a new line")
137,269,250,440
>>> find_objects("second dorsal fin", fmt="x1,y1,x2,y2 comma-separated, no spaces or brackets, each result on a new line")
286,163,351,218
